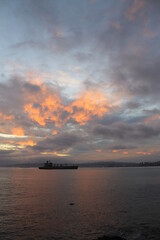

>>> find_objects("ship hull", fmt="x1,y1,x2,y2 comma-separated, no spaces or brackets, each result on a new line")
39,166,78,170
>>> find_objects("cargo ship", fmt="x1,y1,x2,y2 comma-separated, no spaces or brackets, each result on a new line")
39,161,78,170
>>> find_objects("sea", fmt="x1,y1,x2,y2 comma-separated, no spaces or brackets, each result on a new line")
0,167,160,240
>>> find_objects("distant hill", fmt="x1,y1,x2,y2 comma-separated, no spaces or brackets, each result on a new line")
3,160,160,168
139,161,160,167
79,161,138,168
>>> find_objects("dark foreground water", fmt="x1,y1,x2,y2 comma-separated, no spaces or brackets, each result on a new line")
0,167,160,240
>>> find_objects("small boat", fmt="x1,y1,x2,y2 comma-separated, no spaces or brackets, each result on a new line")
39,161,78,170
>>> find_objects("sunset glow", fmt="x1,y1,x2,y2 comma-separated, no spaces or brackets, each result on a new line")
0,0,159,164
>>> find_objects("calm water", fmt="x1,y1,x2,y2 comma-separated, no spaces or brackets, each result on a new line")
0,167,160,240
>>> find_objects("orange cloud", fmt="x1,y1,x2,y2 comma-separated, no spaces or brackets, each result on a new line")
18,140,36,147
65,90,109,125
24,83,110,127
52,129,57,135
41,95,62,126
136,151,151,155
24,103,46,126
112,150,128,155
24,83,63,126
0,112,14,121
40,151,69,157
112,149,120,153
11,127,25,136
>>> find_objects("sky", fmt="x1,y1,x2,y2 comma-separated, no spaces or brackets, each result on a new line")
0,0,160,165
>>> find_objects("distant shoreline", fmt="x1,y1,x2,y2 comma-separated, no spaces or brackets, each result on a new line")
1,161,160,168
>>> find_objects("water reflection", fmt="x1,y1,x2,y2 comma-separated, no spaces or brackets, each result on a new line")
0,167,160,239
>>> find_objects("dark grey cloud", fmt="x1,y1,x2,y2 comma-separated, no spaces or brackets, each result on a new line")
23,82,41,92
109,145,136,150
0,150,14,155
94,0,160,103
110,54,160,98
0,77,25,113
143,108,160,115
125,101,141,110
93,123,160,140
34,132,83,152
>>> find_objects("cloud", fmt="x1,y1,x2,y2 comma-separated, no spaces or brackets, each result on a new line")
93,122,160,140
0,76,111,154
17,140,36,147
125,101,141,110
23,82,41,92
34,132,83,152
23,84,110,127
0,112,14,121
65,90,110,125
111,54,160,98
11,127,25,136
0,0,160,163
109,145,136,150
125,0,145,21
